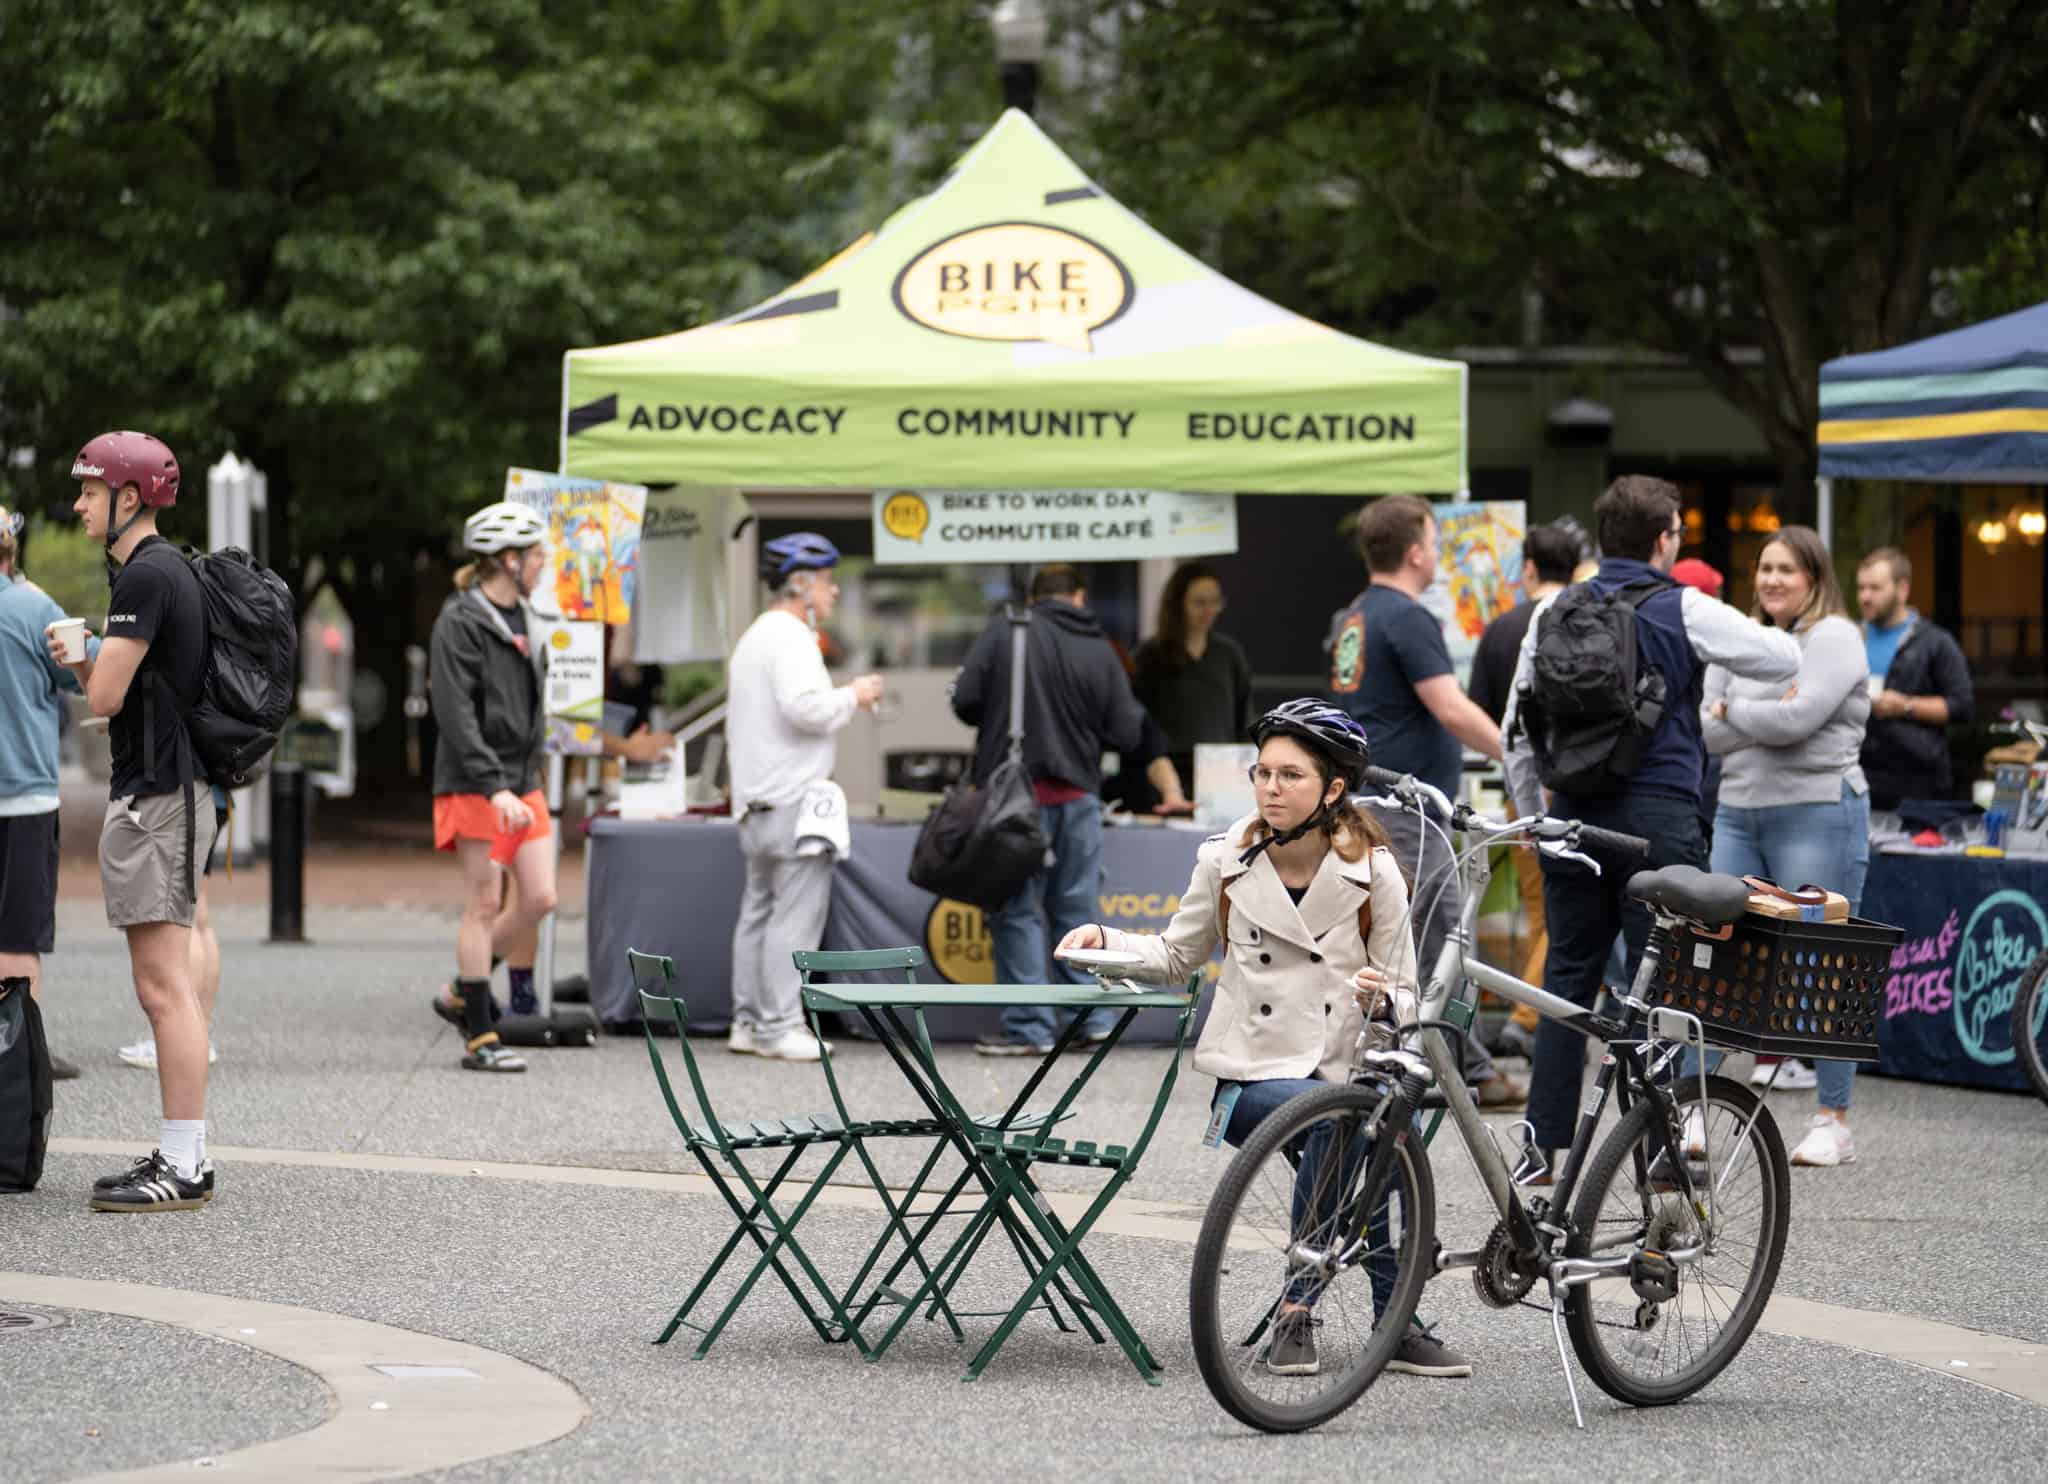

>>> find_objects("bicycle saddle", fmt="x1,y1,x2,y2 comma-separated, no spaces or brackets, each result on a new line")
1624,864,1751,927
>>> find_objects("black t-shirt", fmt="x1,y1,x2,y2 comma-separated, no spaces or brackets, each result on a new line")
1327,582,1462,800
1467,599,1539,725
104,536,208,800
1132,633,1253,755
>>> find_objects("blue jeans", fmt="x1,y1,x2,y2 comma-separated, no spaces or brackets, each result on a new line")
1219,1078,1398,1313
990,796,1114,1045
1530,792,1707,1151
1702,781,1871,1111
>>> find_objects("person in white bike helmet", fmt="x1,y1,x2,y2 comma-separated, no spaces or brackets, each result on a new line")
426,501,556,1073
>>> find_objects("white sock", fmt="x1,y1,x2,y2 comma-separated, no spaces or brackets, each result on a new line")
161,1120,204,1181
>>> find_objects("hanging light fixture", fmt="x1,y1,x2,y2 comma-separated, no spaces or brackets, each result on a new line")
1977,515,2009,550
2015,507,2046,545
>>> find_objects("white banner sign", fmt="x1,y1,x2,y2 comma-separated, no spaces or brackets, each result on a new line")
872,488,1237,566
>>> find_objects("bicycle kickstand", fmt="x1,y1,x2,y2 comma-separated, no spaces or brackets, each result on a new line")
1547,1278,1586,1430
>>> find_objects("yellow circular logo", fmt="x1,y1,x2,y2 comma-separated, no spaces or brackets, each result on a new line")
924,898,995,985
892,222,1134,353
880,491,930,544
549,628,573,650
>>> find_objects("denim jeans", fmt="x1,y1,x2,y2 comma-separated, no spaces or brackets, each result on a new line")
990,796,1115,1044
1529,792,1707,1151
1219,1077,1398,1313
1704,781,1871,1111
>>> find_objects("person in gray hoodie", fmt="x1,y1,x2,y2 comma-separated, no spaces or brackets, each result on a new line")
1701,525,1871,1168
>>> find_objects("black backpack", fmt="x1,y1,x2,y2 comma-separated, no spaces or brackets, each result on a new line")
1517,577,1671,796
0,979,52,1194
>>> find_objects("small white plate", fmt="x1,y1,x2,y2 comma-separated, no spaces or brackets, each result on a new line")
1054,948,1144,972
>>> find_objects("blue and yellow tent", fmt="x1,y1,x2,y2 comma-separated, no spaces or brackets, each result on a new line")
1818,301,2048,483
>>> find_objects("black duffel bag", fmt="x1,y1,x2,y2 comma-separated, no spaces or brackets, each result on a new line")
0,977,53,1193
909,610,1049,912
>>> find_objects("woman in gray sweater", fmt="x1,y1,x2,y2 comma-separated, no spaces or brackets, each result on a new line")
1701,525,1871,1168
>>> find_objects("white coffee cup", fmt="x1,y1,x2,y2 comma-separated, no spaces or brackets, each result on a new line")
48,617,87,663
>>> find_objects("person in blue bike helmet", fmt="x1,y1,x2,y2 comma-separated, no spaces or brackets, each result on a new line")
1059,698,1474,1380
726,531,882,1061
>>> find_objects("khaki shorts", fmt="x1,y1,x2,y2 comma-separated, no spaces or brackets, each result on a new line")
100,791,219,930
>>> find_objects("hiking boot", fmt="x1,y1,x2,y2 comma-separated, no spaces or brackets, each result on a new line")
462,1040,528,1073
90,1151,209,1213
1266,1310,1319,1376
1387,1321,1473,1377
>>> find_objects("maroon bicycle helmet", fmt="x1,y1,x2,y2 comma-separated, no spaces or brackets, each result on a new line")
71,431,180,507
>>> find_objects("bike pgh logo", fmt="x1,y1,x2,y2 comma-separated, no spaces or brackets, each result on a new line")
892,222,1134,352
1953,888,2048,1065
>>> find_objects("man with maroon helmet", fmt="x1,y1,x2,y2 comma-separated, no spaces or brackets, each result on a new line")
49,430,218,1211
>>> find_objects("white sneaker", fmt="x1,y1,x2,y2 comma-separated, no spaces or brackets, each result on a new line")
726,1022,757,1055
116,1039,218,1071
754,1027,830,1062
1680,1108,1707,1158
1790,1114,1856,1167
1751,1057,1818,1091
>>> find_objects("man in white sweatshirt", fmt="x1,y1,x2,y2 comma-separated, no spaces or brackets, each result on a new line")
725,533,882,1061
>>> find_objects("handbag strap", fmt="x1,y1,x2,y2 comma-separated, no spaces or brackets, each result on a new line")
1006,606,1029,761
1742,875,1829,906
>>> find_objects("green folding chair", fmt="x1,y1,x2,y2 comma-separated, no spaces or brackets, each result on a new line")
630,948,872,1358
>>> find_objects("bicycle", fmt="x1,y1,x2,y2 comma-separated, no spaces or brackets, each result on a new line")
1191,765,1808,1434
1994,719,2048,1107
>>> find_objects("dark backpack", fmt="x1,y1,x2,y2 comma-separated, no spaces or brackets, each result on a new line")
1517,578,1671,796
0,979,53,1194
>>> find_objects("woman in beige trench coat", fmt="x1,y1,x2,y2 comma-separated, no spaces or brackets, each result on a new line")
1058,699,1471,1382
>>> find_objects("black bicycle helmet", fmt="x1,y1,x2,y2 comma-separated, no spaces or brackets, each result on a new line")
759,531,840,585
1251,698,1372,791
1241,698,1372,864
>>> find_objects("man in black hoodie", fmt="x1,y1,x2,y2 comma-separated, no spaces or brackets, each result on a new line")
952,564,1148,1054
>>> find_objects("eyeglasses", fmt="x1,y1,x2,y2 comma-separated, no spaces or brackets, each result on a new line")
1248,765,1317,789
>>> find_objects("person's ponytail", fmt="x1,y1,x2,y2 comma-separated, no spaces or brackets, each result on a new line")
452,561,481,591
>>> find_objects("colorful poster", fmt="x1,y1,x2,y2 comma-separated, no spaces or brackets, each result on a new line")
539,619,606,755
1420,500,1525,685
871,488,1236,566
502,467,647,622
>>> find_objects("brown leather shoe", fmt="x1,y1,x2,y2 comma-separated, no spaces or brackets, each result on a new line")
1474,1072,1528,1109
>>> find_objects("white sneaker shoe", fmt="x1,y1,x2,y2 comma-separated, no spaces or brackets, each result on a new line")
754,1027,830,1062
726,1022,757,1055
1680,1107,1708,1158
1751,1057,1818,1091
1790,1114,1856,1166
117,1039,218,1071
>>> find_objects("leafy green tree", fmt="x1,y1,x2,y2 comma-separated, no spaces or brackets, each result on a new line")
1092,0,2048,500
0,0,988,791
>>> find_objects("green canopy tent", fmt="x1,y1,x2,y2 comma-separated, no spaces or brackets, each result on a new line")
561,110,1466,494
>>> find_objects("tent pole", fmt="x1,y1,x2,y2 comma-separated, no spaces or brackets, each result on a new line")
1816,476,1834,551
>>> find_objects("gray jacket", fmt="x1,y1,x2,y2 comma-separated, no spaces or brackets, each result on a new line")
429,588,548,798
1702,613,1869,808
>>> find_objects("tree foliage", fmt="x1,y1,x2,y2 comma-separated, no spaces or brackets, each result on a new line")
1091,0,2048,492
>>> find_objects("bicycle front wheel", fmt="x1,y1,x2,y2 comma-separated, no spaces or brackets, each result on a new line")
2011,949,2048,1107
1565,1072,1789,1407
1189,1084,1435,1434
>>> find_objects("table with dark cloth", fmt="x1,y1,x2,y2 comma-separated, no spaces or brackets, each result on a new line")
584,815,1221,1042
1862,848,2048,1093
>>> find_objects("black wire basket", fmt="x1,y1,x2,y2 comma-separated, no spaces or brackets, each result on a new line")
1646,911,1902,1063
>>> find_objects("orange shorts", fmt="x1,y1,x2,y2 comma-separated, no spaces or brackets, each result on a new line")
434,789,551,865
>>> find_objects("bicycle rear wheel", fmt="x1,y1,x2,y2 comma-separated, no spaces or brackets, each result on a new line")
2011,950,2048,1107
1189,1084,1434,1433
1565,1073,1789,1406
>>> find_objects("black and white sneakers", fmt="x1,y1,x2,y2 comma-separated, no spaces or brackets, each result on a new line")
90,1151,214,1212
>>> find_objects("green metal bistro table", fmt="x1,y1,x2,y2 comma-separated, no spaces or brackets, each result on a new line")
799,981,1196,1385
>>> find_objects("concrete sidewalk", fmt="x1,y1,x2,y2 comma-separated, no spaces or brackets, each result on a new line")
5,902,2046,1482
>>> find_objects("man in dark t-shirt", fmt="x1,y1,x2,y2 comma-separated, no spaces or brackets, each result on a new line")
1467,523,1581,726
1328,496,1520,1106
52,431,219,1213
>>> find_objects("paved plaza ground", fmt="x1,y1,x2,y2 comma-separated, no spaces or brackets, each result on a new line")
6,808,2048,1482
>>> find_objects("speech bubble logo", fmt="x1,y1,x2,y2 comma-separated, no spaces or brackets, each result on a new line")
881,491,930,543
892,221,1134,353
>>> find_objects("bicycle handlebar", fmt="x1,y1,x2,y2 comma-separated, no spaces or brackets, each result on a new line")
1360,765,1648,860
1577,823,1651,859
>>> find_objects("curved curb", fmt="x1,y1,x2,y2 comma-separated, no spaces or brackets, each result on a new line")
0,1271,589,1482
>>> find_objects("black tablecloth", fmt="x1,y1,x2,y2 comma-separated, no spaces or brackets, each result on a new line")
1864,849,2048,1092
585,815,1220,1042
